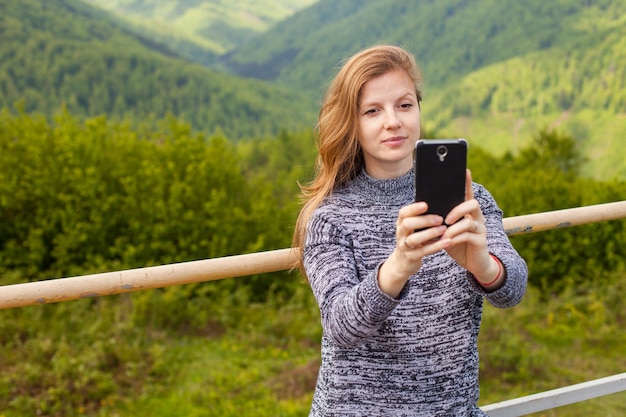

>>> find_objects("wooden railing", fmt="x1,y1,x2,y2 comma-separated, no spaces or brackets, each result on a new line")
1,201,626,416
1,201,625,310
482,372,626,416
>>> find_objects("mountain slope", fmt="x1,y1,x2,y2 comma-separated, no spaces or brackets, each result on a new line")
223,0,622,94
83,0,318,65
222,0,626,178
3,0,625,177
0,0,317,138
424,22,626,178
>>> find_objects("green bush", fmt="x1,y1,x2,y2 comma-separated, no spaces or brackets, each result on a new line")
1,110,625,416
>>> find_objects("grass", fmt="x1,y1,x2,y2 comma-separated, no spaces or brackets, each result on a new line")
91,284,320,417
114,273,626,416
478,275,626,414
108,336,317,417
2,270,625,416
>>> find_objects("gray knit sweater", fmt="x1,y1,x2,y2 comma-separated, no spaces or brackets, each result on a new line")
304,168,528,416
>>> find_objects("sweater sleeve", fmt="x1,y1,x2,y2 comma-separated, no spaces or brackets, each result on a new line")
304,209,400,348
467,184,528,308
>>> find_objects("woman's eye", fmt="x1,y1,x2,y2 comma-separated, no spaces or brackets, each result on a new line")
400,103,413,109
363,108,378,115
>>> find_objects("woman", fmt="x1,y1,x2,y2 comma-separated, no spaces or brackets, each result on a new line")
293,44,528,416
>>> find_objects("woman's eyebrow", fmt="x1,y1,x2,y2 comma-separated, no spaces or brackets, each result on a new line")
360,91,417,108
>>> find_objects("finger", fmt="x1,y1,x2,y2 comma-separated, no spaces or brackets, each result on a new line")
401,214,444,234
398,201,428,220
445,198,480,226
443,217,486,244
457,217,482,234
465,169,474,201
402,225,447,250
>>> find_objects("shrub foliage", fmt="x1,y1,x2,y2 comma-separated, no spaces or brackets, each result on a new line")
0,110,625,415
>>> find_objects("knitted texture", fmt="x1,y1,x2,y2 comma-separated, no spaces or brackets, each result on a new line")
304,168,528,416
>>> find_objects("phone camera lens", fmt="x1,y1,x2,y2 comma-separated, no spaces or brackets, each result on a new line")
436,145,448,161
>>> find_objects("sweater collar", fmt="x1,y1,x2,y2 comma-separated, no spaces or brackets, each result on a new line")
352,167,414,197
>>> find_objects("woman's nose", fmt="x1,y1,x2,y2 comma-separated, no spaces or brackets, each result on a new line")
384,111,401,129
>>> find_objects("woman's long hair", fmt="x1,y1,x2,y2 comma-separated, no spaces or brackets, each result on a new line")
292,44,423,276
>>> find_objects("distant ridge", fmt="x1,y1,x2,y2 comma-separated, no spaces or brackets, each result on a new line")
2,0,625,177
0,0,317,138
220,0,626,178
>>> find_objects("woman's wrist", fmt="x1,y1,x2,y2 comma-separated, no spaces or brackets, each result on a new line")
476,253,505,290
378,253,416,299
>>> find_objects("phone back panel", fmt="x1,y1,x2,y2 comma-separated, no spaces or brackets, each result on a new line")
414,139,467,219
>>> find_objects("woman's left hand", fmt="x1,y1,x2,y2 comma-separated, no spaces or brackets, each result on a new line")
442,170,501,286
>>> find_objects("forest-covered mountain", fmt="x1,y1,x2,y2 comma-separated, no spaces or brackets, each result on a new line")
0,0,317,139
221,0,626,179
84,0,318,56
2,0,625,177
223,0,621,91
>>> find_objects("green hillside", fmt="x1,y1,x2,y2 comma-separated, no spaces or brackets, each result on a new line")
424,32,626,179
83,0,318,65
222,0,626,179
2,0,625,177
0,0,317,139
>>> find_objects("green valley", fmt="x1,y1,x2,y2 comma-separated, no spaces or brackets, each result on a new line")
0,0,317,139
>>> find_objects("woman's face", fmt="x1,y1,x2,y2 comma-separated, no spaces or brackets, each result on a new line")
357,70,421,179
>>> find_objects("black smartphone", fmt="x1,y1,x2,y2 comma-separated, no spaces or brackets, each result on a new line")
414,139,467,223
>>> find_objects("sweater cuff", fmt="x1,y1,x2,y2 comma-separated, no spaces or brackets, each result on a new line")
366,262,403,314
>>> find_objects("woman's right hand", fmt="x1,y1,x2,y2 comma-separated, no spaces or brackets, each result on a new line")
377,202,451,298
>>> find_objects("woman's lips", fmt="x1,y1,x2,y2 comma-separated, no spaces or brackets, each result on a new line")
383,136,407,146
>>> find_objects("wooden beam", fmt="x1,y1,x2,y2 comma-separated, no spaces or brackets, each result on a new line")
1,201,626,310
